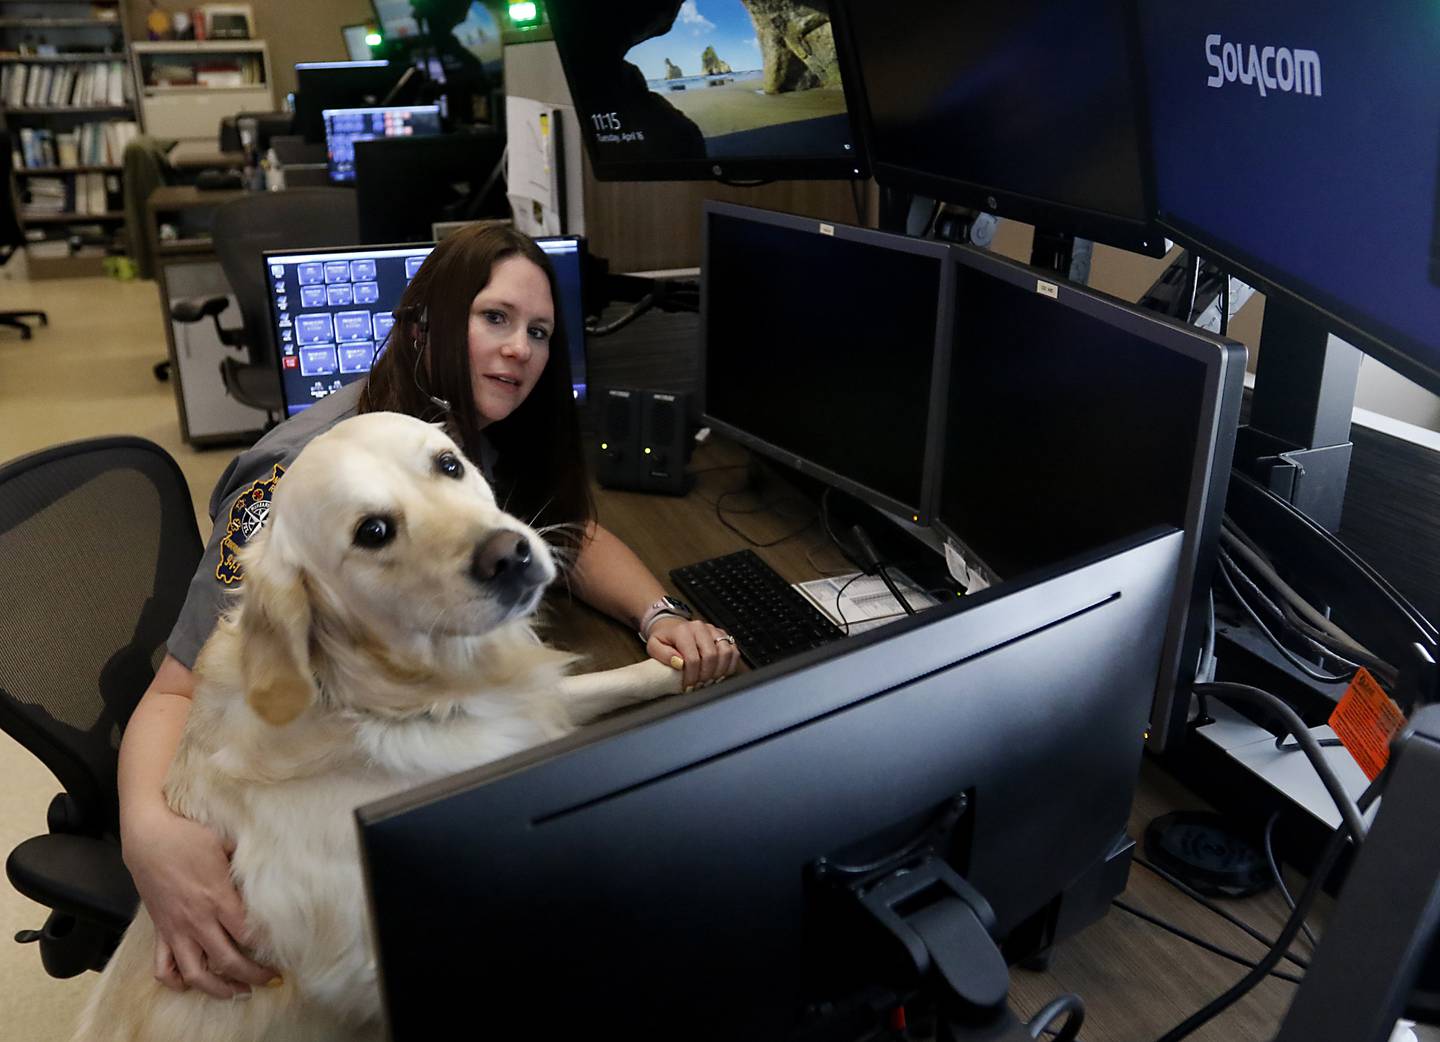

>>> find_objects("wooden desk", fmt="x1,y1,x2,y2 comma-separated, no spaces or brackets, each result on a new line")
543,437,1307,1042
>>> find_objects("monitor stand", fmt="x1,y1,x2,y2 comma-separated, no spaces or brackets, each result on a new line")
807,796,1077,1042
1028,228,1093,286
1236,296,1362,533
1137,252,1361,533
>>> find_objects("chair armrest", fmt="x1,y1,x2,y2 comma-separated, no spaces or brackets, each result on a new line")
170,294,230,324
6,833,138,932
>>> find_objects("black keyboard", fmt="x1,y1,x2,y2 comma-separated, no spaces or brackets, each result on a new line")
670,549,845,668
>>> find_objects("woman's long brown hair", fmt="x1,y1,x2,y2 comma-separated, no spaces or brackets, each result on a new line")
358,223,594,541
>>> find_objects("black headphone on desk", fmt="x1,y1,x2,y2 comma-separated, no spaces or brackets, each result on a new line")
407,304,452,414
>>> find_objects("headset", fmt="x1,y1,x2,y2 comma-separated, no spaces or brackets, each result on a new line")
408,304,451,414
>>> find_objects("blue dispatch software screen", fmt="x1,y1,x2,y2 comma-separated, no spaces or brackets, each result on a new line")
266,237,588,416
267,245,431,416
323,104,443,183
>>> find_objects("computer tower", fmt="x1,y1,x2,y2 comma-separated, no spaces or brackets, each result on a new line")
596,387,690,495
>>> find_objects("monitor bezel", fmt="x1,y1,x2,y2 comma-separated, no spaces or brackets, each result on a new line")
828,0,1167,258
320,104,444,183
533,234,590,404
293,60,404,144
262,236,591,416
546,2,870,183
932,241,1246,749
1156,215,1440,399
263,242,437,417
352,128,506,244
356,525,1185,1040
699,201,954,525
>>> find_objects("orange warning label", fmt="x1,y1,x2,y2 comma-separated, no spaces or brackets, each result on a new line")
1328,667,1406,782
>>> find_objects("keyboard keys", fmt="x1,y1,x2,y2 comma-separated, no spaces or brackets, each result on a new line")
671,549,844,668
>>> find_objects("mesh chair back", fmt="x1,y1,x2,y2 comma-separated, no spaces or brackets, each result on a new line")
0,438,202,839
211,188,360,368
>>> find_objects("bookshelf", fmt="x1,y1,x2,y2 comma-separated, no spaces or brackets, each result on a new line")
0,0,136,276
131,40,271,142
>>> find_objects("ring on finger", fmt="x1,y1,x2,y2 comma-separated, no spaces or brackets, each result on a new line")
714,633,736,646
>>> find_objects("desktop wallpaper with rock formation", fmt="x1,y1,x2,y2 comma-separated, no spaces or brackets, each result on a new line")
553,0,855,167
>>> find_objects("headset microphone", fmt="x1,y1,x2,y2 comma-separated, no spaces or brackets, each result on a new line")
410,304,451,413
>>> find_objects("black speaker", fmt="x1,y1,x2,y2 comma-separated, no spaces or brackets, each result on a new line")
596,388,642,489
596,387,692,495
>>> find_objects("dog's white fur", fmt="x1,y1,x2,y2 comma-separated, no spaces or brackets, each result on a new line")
73,412,682,1042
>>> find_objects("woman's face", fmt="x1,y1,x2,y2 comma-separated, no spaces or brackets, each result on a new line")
467,255,554,426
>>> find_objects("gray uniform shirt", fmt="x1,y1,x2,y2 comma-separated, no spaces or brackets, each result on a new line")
165,381,497,668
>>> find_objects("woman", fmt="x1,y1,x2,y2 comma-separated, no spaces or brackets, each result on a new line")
119,224,739,998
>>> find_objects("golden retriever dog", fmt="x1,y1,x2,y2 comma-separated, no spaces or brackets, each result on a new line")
74,412,683,1042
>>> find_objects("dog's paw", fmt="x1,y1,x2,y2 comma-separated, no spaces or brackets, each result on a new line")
625,657,688,699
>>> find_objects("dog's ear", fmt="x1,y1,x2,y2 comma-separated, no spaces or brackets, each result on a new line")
238,537,316,727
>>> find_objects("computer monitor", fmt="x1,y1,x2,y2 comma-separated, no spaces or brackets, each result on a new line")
358,526,1184,1041
701,202,952,523
264,236,589,416
371,0,421,40
322,104,443,183
293,60,407,144
264,244,430,416
353,130,507,244
1138,1,1440,397
935,245,1245,750
539,236,589,402
546,0,866,182
831,0,1163,256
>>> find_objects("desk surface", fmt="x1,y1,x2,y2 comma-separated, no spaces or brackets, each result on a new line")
541,433,1307,1042
147,183,250,215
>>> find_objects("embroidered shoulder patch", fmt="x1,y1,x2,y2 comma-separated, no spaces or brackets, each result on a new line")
216,464,286,585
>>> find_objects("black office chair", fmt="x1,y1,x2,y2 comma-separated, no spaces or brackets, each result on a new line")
0,437,202,977
0,129,49,340
170,187,359,416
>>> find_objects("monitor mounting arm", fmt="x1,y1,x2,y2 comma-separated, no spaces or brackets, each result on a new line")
1238,296,1362,533
809,794,1035,1042
850,855,1031,1042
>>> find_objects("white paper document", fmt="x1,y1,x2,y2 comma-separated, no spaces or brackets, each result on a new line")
795,571,940,636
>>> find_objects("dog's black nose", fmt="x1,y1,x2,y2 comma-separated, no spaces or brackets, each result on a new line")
471,530,535,585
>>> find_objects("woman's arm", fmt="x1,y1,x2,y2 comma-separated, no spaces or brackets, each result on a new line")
118,655,279,997
570,522,739,690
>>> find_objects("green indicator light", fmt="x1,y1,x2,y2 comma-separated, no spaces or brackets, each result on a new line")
365,32,382,46
509,2,539,24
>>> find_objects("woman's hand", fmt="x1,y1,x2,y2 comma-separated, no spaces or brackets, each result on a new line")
645,617,740,691
122,804,280,998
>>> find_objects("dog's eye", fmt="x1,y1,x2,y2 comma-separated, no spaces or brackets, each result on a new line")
354,515,396,549
435,451,464,480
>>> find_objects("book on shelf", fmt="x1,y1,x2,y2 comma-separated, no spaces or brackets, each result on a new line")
21,175,68,217
19,171,121,220
11,120,137,169
0,60,131,109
